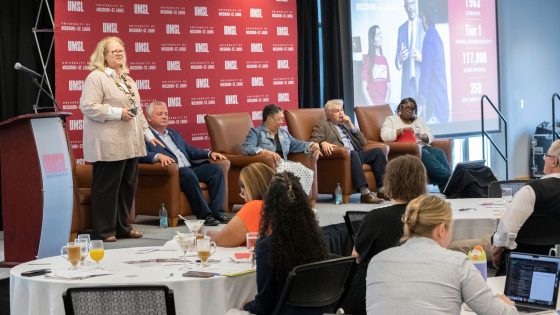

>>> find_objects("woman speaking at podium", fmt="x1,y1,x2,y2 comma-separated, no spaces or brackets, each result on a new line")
79,36,161,242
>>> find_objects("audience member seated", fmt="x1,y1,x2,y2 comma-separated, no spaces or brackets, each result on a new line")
491,139,560,269
380,97,450,191
367,195,517,315
244,171,329,315
340,155,427,315
242,104,321,195
207,163,274,247
140,101,230,226
311,99,385,203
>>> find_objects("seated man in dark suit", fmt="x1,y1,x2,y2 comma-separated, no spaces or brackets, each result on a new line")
140,101,230,226
491,139,560,267
311,99,386,203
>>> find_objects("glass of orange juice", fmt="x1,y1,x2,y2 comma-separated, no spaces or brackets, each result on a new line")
89,240,105,269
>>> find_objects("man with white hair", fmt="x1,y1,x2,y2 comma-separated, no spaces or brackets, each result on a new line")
491,139,560,267
311,99,386,203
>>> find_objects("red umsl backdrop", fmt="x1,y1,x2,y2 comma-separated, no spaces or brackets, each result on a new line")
55,0,298,162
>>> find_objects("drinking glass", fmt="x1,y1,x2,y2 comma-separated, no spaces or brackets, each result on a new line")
501,187,513,203
246,232,259,265
74,238,89,266
196,236,216,267
77,234,91,265
60,242,81,270
174,232,196,270
89,240,105,269
185,219,204,235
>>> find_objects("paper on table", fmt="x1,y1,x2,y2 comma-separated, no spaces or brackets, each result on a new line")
45,269,112,280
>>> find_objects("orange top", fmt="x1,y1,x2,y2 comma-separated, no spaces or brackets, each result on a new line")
236,200,264,233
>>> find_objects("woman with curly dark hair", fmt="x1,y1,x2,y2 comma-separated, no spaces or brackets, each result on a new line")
243,171,329,315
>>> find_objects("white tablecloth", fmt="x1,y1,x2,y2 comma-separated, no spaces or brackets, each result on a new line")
10,245,257,315
447,198,505,241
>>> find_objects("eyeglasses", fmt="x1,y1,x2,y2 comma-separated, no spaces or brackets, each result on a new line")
108,49,125,55
544,154,558,160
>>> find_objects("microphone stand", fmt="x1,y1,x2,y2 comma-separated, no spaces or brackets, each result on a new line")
31,77,61,113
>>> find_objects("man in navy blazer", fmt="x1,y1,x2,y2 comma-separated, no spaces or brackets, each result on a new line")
395,0,425,100
140,101,229,226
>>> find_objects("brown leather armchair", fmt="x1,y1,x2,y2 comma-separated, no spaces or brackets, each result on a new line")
71,163,93,240
205,112,318,208
284,108,389,203
135,159,230,227
354,105,452,168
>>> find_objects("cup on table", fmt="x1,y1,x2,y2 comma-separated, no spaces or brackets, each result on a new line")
246,232,259,252
501,187,513,203
185,219,205,235
196,235,216,267
89,240,105,269
61,242,81,269
74,238,89,265
549,244,560,257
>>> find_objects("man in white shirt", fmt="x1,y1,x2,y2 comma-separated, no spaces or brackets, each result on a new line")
491,140,560,267
140,101,230,226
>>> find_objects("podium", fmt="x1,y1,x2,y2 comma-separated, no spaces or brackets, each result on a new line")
0,112,74,265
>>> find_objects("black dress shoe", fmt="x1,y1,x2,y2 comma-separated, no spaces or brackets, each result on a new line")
360,193,384,204
204,216,220,226
214,214,231,224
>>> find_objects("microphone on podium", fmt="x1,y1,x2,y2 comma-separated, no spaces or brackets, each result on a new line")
14,62,42,78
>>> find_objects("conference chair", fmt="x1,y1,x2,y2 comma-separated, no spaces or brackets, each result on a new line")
205,112,317,209
135,159,230,227
284,108,388,203
62,285,176,315
272,256,356,315
343,211,368,246
488,179,530,198
354,105,453,168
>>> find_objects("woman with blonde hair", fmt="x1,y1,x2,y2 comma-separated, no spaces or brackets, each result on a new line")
80,36,162,242
208,163,274,247
366,195,517,315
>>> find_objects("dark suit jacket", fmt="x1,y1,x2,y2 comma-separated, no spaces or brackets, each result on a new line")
140,128,209,165
395,18,425,98
310,119,366,151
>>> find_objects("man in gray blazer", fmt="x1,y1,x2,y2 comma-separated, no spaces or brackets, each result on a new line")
311,99,386,203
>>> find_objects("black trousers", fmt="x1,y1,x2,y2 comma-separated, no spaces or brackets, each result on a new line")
179,163,225,219
90,158,138,239
349,148,387,191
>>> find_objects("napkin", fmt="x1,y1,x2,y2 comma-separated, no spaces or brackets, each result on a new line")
45,269,112,280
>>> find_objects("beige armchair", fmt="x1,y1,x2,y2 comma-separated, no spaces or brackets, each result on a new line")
134,159,230,227
205,112,318,208
354,105,452,168
284,108,388,203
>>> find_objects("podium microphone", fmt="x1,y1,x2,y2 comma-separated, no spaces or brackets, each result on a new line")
14,62,42,78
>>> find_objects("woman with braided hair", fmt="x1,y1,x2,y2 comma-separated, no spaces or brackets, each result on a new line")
365,195,517,315
243,171,329,315
380,97,450,192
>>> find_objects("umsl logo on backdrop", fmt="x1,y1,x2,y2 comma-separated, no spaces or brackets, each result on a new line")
191,97,215,106
190,26,214,35
219,79,243,87
218,8,241,17
136,80,151,90
133,3,149,14
278,92,291,102
225,94,239,105
67,1,84,12
224,60,238,70
193,6,208,17
167,96,182,108
68,80,84,91
190,61,215,70
161,43,187,52
247,94,270,103
247,61,269,69
250,8,263,18
60,22,91,32
67,41,85,52
219,44,242,52
161,80,187,89
161,6,186,15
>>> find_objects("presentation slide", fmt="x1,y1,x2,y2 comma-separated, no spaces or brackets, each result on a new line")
350,0,499,136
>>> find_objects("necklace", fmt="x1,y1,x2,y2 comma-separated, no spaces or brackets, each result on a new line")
113,74,136,107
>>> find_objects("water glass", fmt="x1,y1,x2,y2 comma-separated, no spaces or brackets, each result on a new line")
501,187,513,203
174,232,196,270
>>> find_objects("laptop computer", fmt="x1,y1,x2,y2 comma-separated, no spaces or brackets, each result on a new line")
504,252,560,314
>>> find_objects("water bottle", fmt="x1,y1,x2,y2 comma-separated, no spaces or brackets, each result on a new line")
335,182,343,205
467,245,487,281
159,203,168,228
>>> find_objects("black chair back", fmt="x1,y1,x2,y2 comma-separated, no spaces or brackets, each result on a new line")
62,285,176,315
488,180,530,198
343,211,368,246
272,256,356,315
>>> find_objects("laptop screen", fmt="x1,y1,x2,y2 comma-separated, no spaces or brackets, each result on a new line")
504,252,560,309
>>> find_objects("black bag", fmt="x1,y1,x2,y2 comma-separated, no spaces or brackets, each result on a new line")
444,163,497,198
